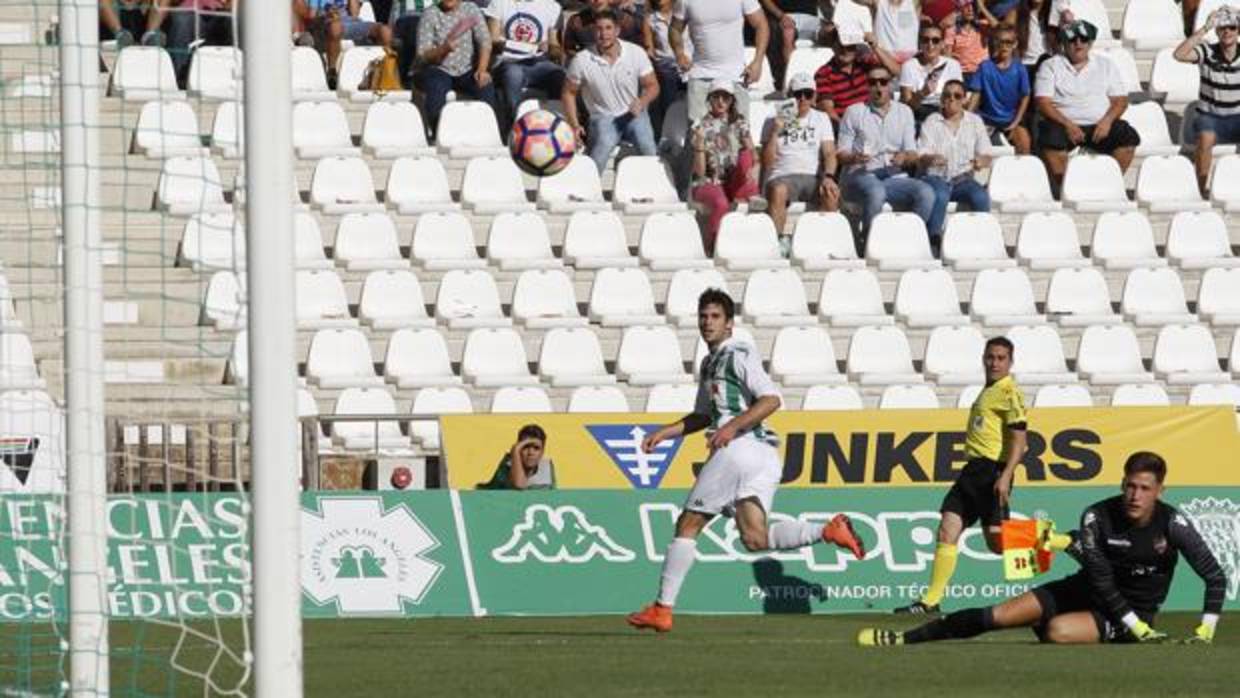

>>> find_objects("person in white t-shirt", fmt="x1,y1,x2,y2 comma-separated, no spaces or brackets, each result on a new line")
900,23,964,124
486,0,566,129
762,72,841,243
855,0,920,63
670,0,771,123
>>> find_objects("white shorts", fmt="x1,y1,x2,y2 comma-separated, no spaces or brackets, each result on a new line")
683,438,781,518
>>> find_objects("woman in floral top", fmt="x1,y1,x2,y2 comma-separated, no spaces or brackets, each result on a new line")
690,80,760,253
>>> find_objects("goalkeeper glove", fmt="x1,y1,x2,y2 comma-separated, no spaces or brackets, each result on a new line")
1129,619,1168,643
1181,624,1214,645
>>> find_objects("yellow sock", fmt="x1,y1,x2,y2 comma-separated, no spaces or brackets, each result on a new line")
1044,532,1073,551
921,543,958,607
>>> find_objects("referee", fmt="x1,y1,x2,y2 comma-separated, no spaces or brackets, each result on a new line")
894,336,1029,615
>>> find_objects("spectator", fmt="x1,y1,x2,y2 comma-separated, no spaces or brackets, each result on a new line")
815,31,902,126
690,81,761,253
643,0,690,138
856,0,920,63
967,23,1031,153
1181,0,1202,39
1174,7,1240,194
485,0,566,130
762,72,840,244
563,9,661,172
918,79,991,247
563,0,644,60
415,0,497,140
761,0,825,92
838,64,935,238
944,0,988,79
1016,0,1052,81
477,424,557,490
900,23,964,123
394,1,435,87
922,0,960,28
670,0,770,123
1034,19,1140,189
155,0,236,84
980,0,1019,25
294,0,393,87
99,0,161,48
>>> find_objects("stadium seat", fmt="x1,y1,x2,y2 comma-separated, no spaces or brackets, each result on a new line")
331,387,409,451
769,325,846,386
1151,324,1230,384
1090,211,1165,270
109,46,180,101
511,269,587,328
487,212,561,270
893,268,969,327
568,385,630,413
801,384,865,410
1232,327,1240,376
638,212,712,270
132,100,206,158
461,327,539,387
658,98,690,152
410,387,473,449
613,156,686,214
1166,211,1240,269
748,101,777,146
845,325,923,385
334,212,406,271
1096,46,1143,94
295,269,355,329
878,384,940,409
516,97,566,120
692,327,759,369
1135,155,1210,213
361,101,432,158
1033,384,1093,407
941,213,1014,270
1121,0,1184,50
1208,154,1240,211
1061,155,1136,212
1076,324,1155,385
305,328,384,389
386,156,458,214
865,213,941,270
297,388,333,453
616,326,692,385
210,100,244,158
645,383,698,412
817,268,892,327
988,156,1060,213
664,268,730,327
0,278,19,331
741,268,816,327
490,386,553,413
1014,212,1088,269
537,155,609,212
294,213,332,270
201,270,246,331
292,101,360,159
969,267,1046,327
384,328,460,389
1197,268,1240,326
460,156,535,213
1007,325,1077,385
922,325,986,385
538,327,615,387
1045,267,1122,326
1110,383,1171,406
338,46,411,102
187,46,242,100
1066,0,1116,45
1124,101,1181,157
358,270,434,330
790,212,864,270
436,101,507,158
179,212,241,270
291,46,335,101
715,213,789,270
956,385,983,407
226,330,249,386
155,155,229,215
1120,267,1196,326
1187,382,1240,407
435,269,510,329
588,267,664,327
411,212,486,270
562,211,636,269
309,156,384,214
1150,47,1200,105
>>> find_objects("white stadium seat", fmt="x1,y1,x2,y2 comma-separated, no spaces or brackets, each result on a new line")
741,268,816,327
384,328,460,389
188,46,242,100
1151,324,1229,384
1096,46,1143,94
588,268,664,327
787,47,833,83
358,270,435,330
461,327,539,387
460,156,535,213
437,101,507,158
133,100,206,158
941,213,1014,270
567,385,630,413
769,325,846,386
1015,212,1088,269
801,384,865,410
294,213,332,269
639,212,712,270
538,327,615,387
109,46,180,101
956,385,983,407
1135,155,1210,213
1007,325,1077,385
645,383,699,412
201,270,246,331
291,46,334,101
486,212,561,270
562,211,637,269
511,269,587,329
1062,155,1136,212
1090,211,1165,270
1065,0,1116,46
988,156,1060,213
1208,154,1240,211
790,212,864,270
1121,0,1184,50
298,388,333,453
922,325,986,385
296,270,356,329
156,155,229,215
846,325,923,385
616,326,692,385
1166,211,1240,269
386,156,458,214
665,268,730,327
1197,268,1240,326
817,268,892,327
361,101,432,158
1150,47,1200,105
410,387,473,449
1120,267,1196,326
435,269,510,329
1045,267,1122,326
969,268,1046,327
865,213,941,270
1188,382,1240,407
1076,324,1154,385
331,388,409,451
748,100,777,146
179,212,240,270
878,384,940,409
1110,383,1171,406
334,213,406,271
292,101,360,159
1033,384,1093,407
338,46,411,102
309,156,384,214
490,386,553,413
537,155,609,212
305,328,383,389
893,268,969,327
411,212,486,270
210,100,244,158
227,330,249,386
715,213,789,270
693,327,758,369
1232,327,1240,376
613,156,685,214
1124,101,1181,157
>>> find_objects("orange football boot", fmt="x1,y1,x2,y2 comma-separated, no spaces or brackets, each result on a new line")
822,513,866,559
626,603,673,633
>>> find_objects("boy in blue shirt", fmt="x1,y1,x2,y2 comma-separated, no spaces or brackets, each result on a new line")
966,24,1031,153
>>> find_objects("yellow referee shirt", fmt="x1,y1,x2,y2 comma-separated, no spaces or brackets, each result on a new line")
963,375,1028,461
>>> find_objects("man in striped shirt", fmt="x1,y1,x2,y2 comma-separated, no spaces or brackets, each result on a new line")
815,31,900,127
626,289,866,633
1174,6,1240,193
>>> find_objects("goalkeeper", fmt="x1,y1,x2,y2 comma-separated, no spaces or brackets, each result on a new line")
861,451,1227,646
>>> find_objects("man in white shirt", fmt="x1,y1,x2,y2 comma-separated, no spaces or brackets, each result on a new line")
486,0,566,129
670,0,771,123
917,79,991,246
1034,19,1140,189
564,9,662,172
900,23,964,125
762,72,841,244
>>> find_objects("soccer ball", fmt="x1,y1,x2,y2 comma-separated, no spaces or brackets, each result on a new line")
509,109,576,177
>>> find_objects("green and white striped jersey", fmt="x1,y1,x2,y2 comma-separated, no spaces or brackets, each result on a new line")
694,336,782,447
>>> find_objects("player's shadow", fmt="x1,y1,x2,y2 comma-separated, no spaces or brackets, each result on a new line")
752,558,825,614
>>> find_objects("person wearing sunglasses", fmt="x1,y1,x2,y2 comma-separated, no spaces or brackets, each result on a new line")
1173,6,1240,195
814,31,901,126
900,25,964,124
1033,19,1140,190
943,0,989,80
762,72,841,244
916,79,992,249
690,81,763,252
966,23,1032,154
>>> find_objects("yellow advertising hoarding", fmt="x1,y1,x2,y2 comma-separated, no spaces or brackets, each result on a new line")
442,407,1240,489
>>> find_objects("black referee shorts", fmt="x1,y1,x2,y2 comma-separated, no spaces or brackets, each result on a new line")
1037,118,1141,155
1031,573,1154,644
940,457,1010,529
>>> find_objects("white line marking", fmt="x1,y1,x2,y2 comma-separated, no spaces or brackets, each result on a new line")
449,489,487,618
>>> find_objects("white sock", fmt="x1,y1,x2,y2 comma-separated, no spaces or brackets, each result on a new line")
766,520,820,550
656,537,697,607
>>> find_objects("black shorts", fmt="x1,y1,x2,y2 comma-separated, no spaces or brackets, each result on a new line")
940,457,1009,529
1031,573,1154,644
1038,118,1141,155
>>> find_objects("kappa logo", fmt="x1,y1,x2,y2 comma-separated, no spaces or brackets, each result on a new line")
1180,497,1240,601
586,424,682,489
492,504,635,563
301,497,444,615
